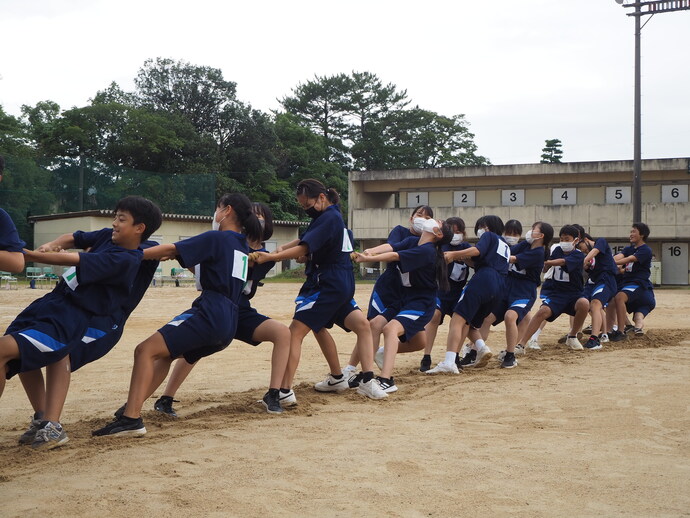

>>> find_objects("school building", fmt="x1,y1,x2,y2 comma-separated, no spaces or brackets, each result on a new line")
27,211,302,278
348,157,690,285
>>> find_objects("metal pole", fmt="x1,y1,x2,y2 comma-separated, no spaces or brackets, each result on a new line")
632,2,642,224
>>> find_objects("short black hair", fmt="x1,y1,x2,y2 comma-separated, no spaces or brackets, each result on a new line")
559,225,580,240
446,216,465,233
632,222,650,240
475,215,504,236
114,196,162,242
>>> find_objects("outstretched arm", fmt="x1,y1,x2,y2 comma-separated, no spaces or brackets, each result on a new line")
143,243,178,261
36,233,76,252
0,250,24,272
23,249,80,266
352,251,399,264
251,244,309,264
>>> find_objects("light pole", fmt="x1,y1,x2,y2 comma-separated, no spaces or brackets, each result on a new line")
616,0,690,223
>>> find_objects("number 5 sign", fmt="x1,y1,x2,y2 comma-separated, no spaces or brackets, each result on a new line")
605,186,631,204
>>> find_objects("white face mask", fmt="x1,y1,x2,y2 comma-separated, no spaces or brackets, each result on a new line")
212,208,226,231
412,217,427,234
422,219,439,234
560,241,575,252
504,236,519,246
525,230,536,244
476,228,486,238
450,233,463,246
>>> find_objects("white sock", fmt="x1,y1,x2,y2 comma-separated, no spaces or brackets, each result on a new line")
612,325,618,331
345,364,357,371
376,346,384,354
475,339,487,351
444,351,456,364
531,329,542,340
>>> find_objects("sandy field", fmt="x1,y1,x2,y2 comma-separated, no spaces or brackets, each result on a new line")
0,282,689,518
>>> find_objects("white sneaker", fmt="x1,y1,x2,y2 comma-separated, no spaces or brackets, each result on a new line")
526,337,541,350
600,333,610,343
565,337,584,350
356,378,388,399
314,374,349,392
515,344,525,355
473,346,493,368
426,361,459,374
341,365,357,377
459,343,471,357
374,348,385,370
278,390,297,407
497,350,507,362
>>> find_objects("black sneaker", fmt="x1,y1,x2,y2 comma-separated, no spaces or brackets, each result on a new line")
376,376,398,393
419,355,432,372
114,404,126,420
261,390,283,414
583,325,592,335
457,349,477,367
584,336,602,350
624,324,635,334
634,327,644,336
347,372,363,389
609,330,627,342
154,396,178,417
92,416,147,437
500,352,517,369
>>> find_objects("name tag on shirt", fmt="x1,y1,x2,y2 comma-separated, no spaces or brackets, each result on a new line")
496,241,510,261
63,266,79,290
552,265,570,282
450,263,467,282
342,229,353,253
232,251,249,282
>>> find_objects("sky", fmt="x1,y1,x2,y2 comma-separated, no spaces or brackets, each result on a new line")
1,0,688,165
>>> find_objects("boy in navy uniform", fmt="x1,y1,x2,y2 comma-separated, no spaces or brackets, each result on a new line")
1,196,162,447
516,225,590,351
611,222,656,338
0,156,26,273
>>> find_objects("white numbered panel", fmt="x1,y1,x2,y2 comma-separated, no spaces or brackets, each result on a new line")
406,192,429,207
661,242,688,285
661,185,689,203
453,190,476,207
552,188,577,206
501,189,525,206
605,186,631,204
609,243,629,256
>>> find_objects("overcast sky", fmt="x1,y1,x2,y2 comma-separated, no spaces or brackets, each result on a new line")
1,0,688,165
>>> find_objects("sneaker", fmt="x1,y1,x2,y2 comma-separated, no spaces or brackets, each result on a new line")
278,390,297,407
565,336,584,350
583,325,592,335
374,348,385,370
515,344,525,356
376,376,398,393
500,353,518,369
457,349,477,368
314,374,348,392
624,324,635,334
18,415,43,445
154,396,178,417
584,336,602,350
92,416,147,437
31,422,69,450
261,390,283,414
356,378,388,399
473,346,493,368
497,350,507,362
600,333,610,343
608,330,627,342
114,404,126,420
426,360,459,374
526,337,541,350
419,356,432,372
559,332,582,344
634,327,644,336
341,365,358,378
459,343,472,358
347,372,363,389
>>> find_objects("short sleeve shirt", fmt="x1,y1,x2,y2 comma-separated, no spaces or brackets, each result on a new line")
542,246,585,292
392,237,437,291
0,208,25,251
473,232,510,275
300,204,352,270
621,243,653,286
509,241,545,286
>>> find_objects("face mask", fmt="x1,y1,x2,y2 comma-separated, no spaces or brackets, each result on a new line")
560,241,575,252
412,217,426,234
450,233,463,246
504,236,519,246
305,205,321,219
422,219,439,234
258,218,266,230
476,228,486,238
212,209,226,231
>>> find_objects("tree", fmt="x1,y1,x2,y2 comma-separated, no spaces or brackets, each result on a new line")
540,139,563,163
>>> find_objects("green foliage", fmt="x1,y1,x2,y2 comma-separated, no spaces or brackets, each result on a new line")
540,139,563,163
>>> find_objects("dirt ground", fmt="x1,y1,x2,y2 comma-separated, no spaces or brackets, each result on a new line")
0,283,688,518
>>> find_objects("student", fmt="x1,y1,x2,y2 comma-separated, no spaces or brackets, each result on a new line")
252,179,387,401
610,222,656,339
18,238,161,449
0,156,26,273
515,225,590,351
419,217,470,372
427,215,509,373
150,203,291,416
1,196,161,447
578,232,619,350
503,219,522,246
92,193,262,437
353,218,452,392
494,222,553,368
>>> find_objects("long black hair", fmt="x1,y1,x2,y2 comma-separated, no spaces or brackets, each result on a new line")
253,202,274,242
435,220,453,292
533,221,554,260
217,193,262,243
296,179,340,205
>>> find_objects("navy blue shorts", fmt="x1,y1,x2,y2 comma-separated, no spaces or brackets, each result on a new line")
620,283,656,316
539,289,586,322
453,268,506,329
436,287,463,324
69,313,126,371
491,278,537,325
293,266,358,333
235,303,270,346
5,293,89,378
393,296,436,342
588,274,617,306
366,268,403,320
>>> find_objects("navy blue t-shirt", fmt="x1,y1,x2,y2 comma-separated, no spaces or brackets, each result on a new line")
0,208,25,251
443,241,471,289
244,245,275,300
621,243,653,286
473,231,510,275
542,246,585,293
392,237,437,291
587,237,618,283
509,241,545,286
300,204,353,271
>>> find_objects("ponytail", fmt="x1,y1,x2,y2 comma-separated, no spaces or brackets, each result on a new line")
217,193,262,243
296,179,340,205
435,221,453,292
